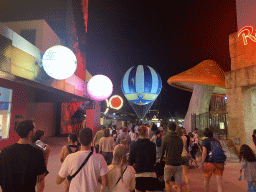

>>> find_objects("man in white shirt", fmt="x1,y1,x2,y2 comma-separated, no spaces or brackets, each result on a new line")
56,128,109,192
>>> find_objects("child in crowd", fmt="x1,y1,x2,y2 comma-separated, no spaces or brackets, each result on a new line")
239,144,256,192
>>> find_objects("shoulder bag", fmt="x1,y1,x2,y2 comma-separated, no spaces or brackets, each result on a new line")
113,166,128,188
67,150,93,181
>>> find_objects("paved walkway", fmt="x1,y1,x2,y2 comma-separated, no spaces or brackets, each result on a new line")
0,137,248,192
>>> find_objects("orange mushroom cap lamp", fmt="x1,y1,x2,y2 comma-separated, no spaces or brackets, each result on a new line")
167,60,226,96
167,60,226,131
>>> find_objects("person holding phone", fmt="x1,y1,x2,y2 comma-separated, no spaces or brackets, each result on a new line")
31,129,51,192
0,120,48,192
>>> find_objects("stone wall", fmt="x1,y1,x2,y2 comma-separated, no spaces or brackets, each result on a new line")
226,32,256,151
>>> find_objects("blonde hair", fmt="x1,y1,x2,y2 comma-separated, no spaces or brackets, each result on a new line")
137,125,148,137
112,144,127,166
111,144,128,182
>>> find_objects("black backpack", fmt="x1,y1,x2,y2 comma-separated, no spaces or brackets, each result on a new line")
208,138,227,163
66,145,79,154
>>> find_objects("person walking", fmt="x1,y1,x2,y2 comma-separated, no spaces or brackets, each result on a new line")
201,128,226,192
0,120,48,192
31,130,51,192
101,144,136,192
93,125,106,153
150,130,163,159
129,126,138,145
116,127,131,154
57,128,109,192
188,132,200,168
99,129,115,165
160,122,183,192
177,127,191,192
60,133,80,163
59,133,80,192
251,129,256,154
239,144,256,192
129,125,157,192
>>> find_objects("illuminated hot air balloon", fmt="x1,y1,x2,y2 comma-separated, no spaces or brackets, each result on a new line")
121,65,162,118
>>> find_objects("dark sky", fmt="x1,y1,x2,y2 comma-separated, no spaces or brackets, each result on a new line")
0,0,238,117
86,0,238,116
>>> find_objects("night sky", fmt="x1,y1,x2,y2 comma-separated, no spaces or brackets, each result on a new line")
86,0,237,116
0,0,238,117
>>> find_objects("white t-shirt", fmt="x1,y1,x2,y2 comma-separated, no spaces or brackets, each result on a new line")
59,150,109,192
101,165,135,192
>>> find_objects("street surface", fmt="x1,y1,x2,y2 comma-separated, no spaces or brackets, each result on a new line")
0,137,247,192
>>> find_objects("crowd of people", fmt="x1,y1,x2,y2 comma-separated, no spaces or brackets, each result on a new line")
0,120,256,192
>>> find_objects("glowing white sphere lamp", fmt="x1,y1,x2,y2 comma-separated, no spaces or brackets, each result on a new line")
87,75,113,101
42,45,77,80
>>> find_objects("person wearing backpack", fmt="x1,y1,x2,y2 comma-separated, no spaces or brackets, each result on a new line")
60,133,80,192
201,128,226,192
111,125,118,141
57,128,109,192
60,133,80,163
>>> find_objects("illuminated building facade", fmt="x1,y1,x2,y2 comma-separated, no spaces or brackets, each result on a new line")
0,0,101,149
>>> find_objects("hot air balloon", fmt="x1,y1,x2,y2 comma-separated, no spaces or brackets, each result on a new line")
121,65,162,118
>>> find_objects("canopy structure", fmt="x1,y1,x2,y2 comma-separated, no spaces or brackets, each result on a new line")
167,60,226,131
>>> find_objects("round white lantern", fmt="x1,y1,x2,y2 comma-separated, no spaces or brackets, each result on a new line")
42,45,77,80
87,75,113,101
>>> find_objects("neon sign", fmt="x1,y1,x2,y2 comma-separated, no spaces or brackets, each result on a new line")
238,26,256,45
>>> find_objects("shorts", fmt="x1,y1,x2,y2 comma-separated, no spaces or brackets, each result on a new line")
135,177,158,191
181,156,189,166
164,165,183,185
203,162,224,178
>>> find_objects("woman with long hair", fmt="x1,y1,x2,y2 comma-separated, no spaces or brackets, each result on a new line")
60,132,80,192
177,127,191,191
101,144,135,192
188,132,200,168
129,126,137,144
99,128,115,165
31,130,51,192
60,133,80,163
239,144,256,192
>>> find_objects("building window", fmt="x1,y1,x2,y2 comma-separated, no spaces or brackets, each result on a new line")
20,29,36,45
0,87,12,140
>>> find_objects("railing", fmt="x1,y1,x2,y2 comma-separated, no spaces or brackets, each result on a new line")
191,112,228,139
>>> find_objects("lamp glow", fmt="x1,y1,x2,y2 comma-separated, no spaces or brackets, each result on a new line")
87,75,113,101
109,95,123,110
42,45,77,80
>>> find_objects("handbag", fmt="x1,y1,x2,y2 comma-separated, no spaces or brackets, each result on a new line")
67,150,93,181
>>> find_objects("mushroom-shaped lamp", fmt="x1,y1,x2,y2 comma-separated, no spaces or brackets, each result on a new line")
167,60,226,132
